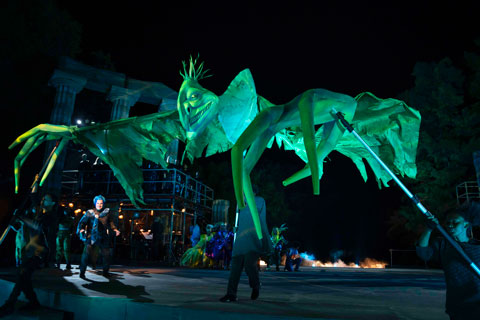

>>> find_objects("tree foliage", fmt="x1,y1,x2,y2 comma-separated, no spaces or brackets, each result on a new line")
395,42,480,236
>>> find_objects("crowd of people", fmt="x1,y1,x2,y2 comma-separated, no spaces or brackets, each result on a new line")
0,193,121,316
1,175,478,319
180,214,301,274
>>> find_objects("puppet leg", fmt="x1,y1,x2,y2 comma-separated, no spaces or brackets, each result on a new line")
282,119,348,187
232,109,279,209
39,137,68,187
232,110,279,239
297,94,320,194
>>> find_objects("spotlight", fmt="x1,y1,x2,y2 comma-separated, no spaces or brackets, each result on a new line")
119,214,124,219
68,203,74,208
76,119,82,125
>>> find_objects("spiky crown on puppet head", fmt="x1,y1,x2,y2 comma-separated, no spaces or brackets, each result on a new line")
179,55,211,81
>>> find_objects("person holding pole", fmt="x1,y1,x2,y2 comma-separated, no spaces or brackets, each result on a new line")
416,204,480,320
219,185,272,302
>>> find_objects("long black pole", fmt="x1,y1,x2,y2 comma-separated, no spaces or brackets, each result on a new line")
333,108,480,277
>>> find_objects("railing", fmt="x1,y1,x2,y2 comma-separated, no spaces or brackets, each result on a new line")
62,168,215,264
61,168,214,207
456,181,480,204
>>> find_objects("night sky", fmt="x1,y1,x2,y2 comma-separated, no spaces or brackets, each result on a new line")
3,2,479,263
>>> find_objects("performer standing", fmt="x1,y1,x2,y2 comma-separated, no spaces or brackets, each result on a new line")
37,194,60,267
416,204,480,320
268,224,288,271
0,198,50,316
77,195,120,278
220,185,272,302
55,207,75,269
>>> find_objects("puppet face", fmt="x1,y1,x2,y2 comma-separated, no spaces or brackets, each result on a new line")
177,79,219,140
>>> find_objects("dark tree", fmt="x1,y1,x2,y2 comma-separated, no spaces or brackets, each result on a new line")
392,41,480,242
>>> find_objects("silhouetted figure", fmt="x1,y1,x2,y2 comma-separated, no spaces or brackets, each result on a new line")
268,224,288,271
78,153,92,193
0,197,54,316
417,204,480,320
220,185,272,302
78,153,91,171
285,241,302,272
32,194,61,267
55,207,75,269
92,157,108,194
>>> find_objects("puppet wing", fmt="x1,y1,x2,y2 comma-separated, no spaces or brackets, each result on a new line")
72,110,185,206
272,92,421,187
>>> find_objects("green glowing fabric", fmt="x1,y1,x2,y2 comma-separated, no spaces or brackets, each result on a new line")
72,111,185,205
271,92,421,187
10,59,421,241
176,62,421,240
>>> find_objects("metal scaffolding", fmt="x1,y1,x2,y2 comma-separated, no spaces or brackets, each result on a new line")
60,168,214,264
456,181,480,204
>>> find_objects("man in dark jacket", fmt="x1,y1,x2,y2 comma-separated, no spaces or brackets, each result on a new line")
55,207,75,269
37,194,60,267
220,185,272,302
416,204,480,319
77,195,120,278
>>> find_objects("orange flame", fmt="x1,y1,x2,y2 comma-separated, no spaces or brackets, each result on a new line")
302,257,387,269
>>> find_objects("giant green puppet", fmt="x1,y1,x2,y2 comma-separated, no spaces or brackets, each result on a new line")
10,58,421,239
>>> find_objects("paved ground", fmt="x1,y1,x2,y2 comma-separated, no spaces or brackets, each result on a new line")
0,265,448,320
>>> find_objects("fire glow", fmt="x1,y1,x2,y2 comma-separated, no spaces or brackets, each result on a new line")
299,253,388,269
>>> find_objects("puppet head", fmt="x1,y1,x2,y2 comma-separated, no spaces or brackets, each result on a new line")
178,57,219,140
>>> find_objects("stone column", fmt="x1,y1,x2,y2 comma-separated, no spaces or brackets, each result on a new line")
49,70,87,124
107,86,140,120
43,70,87,196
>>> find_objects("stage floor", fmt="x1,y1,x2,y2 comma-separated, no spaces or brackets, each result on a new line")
0,264,448,320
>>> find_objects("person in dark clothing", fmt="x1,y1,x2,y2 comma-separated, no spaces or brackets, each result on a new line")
220,185,272,302
55,207,75,269
78,153,92,193
151,215,165,261
268,224,288,271
416,204,480,320
285,241,302,272
36,194,60,268
0,199,50,316
92,157,109,194
77,195,120,278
